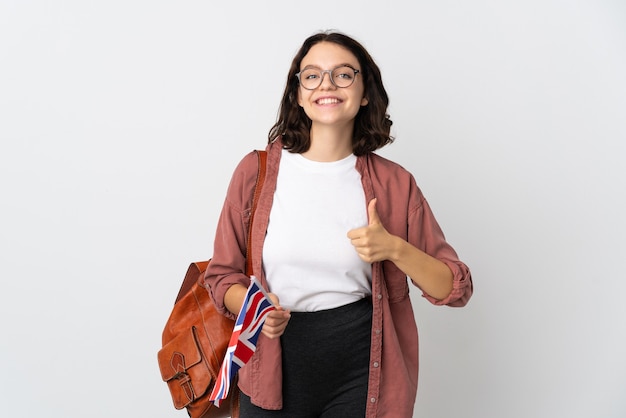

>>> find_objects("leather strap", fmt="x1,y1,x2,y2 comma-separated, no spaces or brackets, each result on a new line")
245,150,267,276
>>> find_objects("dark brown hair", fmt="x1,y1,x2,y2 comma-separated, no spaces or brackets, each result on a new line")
268,31,393,155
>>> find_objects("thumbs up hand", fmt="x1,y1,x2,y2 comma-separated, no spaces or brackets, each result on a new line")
347,198,398,263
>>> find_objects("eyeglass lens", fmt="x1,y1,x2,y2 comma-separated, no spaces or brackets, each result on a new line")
298,66,357,90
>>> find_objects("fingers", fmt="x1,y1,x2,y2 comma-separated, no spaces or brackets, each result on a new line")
346,226,361,240
347,198,380,240
347,198,393,263
268,292,280,306
347,198,383,243
262,303,291,339
368,198,381,226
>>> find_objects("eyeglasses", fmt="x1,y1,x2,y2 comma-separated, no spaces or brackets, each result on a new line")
295,65,360,90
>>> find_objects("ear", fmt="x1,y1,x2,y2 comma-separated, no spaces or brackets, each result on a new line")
361,96,369,106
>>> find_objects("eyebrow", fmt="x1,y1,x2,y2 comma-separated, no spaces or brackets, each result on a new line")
301,63,358,70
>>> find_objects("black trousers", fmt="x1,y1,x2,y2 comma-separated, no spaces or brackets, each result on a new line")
239,297,373,418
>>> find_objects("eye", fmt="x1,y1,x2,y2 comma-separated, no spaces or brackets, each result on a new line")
334,67,354,80
301,69,320,80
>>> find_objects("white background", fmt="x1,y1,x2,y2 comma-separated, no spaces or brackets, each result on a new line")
1,1,625,417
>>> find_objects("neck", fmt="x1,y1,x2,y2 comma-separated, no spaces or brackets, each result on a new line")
303,125,353,162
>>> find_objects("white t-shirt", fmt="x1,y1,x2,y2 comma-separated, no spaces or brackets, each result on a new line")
262,148,372,312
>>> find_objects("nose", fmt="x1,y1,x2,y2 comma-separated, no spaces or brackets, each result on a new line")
319,70,336,89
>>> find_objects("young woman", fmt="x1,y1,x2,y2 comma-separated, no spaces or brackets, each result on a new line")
205,30,473,418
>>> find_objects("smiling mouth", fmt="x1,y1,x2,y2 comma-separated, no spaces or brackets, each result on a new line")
316,97,341,105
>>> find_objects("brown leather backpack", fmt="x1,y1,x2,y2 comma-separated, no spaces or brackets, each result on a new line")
157,150,267,417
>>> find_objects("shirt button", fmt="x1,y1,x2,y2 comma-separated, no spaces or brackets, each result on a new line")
373,362,379,368
370,397,377,403
377,294,382,300
375,329,381,335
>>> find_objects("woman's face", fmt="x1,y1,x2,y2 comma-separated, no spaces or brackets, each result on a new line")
297,42,368,131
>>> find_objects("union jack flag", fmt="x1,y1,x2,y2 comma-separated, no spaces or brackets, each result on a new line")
209,276,276,406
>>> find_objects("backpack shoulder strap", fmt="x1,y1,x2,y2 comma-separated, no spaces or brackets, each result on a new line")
245,150,267,276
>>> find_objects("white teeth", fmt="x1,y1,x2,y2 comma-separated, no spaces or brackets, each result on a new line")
316,98,340,105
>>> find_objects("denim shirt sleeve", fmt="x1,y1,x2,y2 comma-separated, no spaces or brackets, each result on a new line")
204,151,260,319
408,184,473,307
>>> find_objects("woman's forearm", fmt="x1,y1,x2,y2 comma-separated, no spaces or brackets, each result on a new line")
391,237,454,300
224,283,248,315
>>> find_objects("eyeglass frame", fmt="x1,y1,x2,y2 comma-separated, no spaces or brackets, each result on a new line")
295,65,361,90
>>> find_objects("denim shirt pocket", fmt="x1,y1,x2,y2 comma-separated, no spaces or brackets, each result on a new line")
382,261,410,304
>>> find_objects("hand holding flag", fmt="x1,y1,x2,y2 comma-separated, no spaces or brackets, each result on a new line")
209,277,276,406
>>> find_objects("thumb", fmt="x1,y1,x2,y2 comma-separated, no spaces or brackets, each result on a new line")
368,198,381,225
268,292,280,307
